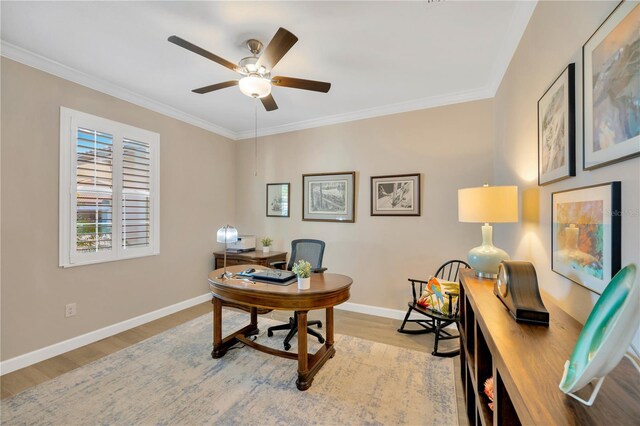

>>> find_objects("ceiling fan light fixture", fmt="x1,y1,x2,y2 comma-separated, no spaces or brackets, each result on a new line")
239,75,272,98
239,56,258,73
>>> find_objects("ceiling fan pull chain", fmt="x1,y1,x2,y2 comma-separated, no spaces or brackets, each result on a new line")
254,98,258,177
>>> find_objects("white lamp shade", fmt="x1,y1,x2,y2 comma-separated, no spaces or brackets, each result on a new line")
216,225,238,244
458,185,518,223
239,75,271,98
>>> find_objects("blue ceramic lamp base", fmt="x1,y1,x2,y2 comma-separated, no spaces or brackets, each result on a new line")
468,224,510,279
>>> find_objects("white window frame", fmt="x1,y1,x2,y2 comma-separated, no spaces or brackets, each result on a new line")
59,107,160,267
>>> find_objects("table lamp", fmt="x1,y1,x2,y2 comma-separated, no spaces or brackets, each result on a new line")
216,225,238,278
458,185,518,278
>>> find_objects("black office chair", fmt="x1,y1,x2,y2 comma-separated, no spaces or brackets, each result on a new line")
268,239,328,351
397,260,470,357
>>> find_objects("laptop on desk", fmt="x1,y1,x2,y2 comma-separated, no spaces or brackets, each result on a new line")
237,269,297,286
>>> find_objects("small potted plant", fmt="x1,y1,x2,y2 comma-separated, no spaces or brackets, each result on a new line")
292,259,312,290
261,237,273,253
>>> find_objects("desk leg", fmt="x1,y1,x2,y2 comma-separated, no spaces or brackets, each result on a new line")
211,297,260,359
326,307,334,347
211,297,225,358
296,310,311,391
246,306,259,338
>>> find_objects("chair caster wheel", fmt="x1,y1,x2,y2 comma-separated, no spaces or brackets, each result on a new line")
317,323,322,329
318,336,325,344
284,343,291,351
267,330,273,337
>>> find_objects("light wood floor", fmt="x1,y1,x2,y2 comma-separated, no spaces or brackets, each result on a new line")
1,302,467,425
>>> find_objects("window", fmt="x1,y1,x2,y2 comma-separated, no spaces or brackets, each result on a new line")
59,107,160,267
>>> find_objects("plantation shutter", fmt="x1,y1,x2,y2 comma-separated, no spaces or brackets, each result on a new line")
75,127,113,253
61,107,159,267
122,138,151,249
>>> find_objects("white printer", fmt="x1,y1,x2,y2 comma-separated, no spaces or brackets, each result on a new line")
226,235,256,253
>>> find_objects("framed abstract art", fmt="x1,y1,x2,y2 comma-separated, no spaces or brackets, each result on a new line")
538,64,575,185
302,172,355,222
370,173,420,216
583,1,640,170
551,182,621,294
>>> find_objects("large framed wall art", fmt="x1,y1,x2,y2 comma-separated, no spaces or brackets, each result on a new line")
266,183,290,217
302,172,355,222
583,1,640,170
551,182,621,294
370,173,421,216
538,64,575,185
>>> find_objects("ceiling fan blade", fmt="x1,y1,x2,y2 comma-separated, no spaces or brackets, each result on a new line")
260,93,278,111
255,28,298,70
271,76,331,93
168,35,238,72
192,80,239,94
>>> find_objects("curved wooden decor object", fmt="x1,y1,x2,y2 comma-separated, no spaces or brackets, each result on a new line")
495,261,549,324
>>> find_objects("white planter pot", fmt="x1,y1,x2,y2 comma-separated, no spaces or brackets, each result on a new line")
262,246,270,253
297,277,311,290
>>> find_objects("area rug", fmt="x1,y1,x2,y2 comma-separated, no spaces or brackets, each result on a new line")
1,310,458,425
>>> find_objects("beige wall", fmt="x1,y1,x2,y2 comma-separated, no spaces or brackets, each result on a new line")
234,100,495,310
493,1,640,349
1,58,235,360
5,0,638,363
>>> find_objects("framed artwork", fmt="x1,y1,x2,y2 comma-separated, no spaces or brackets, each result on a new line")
302,172,355,222
370,173,421,216
266,183,290,217
583,1,640,170
538,64,575,185
551,182,621,294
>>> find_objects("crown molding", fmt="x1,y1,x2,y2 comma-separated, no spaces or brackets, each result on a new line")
0,41,237,140
236,86,495,140
487,0,537,95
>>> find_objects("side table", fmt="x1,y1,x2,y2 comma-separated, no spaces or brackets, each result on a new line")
212,250,287,269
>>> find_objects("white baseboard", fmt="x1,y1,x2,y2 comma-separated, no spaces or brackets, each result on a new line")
336,302,455,328
336,302,407,320
0,293,212,376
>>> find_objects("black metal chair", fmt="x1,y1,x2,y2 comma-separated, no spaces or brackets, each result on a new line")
268,239,328,351
397,260,470,357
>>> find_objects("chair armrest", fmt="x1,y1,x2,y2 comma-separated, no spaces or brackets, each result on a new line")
312,267,327,273
444,291,459,318
270,261,287,270
408,278,429,303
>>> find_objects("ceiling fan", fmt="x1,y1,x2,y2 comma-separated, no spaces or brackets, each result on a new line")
168,27,331,112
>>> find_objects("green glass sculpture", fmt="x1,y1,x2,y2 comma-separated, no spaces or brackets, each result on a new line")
559,263,640,406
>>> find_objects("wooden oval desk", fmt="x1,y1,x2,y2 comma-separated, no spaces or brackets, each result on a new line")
208,265,352,391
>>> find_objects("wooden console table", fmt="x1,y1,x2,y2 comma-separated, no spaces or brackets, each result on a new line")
208,264,352,391
459,269,640,425
213,250,287,269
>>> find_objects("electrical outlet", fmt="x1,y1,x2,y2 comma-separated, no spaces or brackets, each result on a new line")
65,303,77,318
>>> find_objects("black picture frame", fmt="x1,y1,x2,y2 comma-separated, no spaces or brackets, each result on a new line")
266,183,290,217
538,63,575,185
551,181,621,294
370,173,421,216
583,1,640,170
302,172,356,223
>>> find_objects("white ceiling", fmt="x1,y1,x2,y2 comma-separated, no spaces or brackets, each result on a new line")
1,1,535,140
